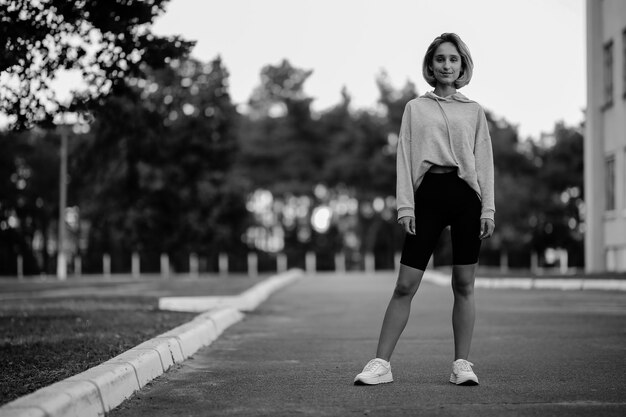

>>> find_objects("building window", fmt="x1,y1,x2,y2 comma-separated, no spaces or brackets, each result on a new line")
623,29,626,98
606,156,615,211
604,40,613,107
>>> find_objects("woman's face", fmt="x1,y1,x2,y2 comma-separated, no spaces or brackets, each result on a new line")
431,42,463,87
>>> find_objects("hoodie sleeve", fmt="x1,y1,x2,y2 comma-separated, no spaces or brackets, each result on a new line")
474,107,495,221
396,102,415,221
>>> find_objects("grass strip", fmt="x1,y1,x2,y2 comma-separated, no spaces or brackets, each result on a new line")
0,296,196,405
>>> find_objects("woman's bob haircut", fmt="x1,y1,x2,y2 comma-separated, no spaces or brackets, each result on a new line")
422,33,474,89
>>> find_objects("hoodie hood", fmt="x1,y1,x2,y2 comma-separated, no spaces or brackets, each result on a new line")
422,91,474,103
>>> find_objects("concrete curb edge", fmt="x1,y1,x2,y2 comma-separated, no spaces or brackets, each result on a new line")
423,270,626,291
0,269,304,417
158,268,305,312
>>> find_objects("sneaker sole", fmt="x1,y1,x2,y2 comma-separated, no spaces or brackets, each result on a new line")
449,373,479,386
354,374,394,385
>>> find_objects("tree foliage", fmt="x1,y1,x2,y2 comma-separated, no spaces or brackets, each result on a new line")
531,123,584,258
0,129,62,274
239,59,321,195
71,56,246,270
479,115,584,266
0,0,194,130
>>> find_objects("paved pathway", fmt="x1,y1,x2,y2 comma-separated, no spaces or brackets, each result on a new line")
110,272,626,416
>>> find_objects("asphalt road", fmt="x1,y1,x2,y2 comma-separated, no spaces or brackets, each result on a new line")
110,272,626,417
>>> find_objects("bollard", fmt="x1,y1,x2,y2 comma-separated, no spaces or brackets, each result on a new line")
277,253,287,273
160,253,170,278
559,249,568,274
305,251,316,274
103,253,111,278
531,251,539,275
132,252,140,279
500,251,509,274
189,252,199,278
247,253,258,277
218,253,229,277
364,252,375,273
335,252,346,273
74,256,82,277
17,255,23,280
57,252,67,281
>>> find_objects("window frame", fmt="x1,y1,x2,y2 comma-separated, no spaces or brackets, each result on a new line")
622,29,626,99
606,155,616,212
616,146,626,211
604,40,614,109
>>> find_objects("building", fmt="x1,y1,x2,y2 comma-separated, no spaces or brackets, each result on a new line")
585,0,626,272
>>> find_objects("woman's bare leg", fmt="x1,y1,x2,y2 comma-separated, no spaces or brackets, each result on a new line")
375,264,425,361
451,263,478,360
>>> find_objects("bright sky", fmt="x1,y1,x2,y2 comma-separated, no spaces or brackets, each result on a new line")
151,0,586,140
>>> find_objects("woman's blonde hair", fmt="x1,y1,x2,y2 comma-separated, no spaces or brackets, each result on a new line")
422,33,473,89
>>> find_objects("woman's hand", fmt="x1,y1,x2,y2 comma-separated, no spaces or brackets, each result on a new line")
399,216,416,235
479,218,495,240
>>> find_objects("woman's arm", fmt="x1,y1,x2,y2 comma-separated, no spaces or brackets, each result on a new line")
396,103,415,223
474,107,495,222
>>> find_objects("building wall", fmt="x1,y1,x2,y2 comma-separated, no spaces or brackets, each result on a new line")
585,0,626,272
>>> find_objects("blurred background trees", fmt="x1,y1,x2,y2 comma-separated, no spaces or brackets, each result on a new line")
69,56,247,273
1,0,193,129
0,1,585,275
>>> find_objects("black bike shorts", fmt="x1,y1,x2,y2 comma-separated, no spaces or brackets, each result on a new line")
400,171,482,270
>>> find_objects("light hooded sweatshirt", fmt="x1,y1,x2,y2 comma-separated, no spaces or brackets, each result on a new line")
396,91,495,221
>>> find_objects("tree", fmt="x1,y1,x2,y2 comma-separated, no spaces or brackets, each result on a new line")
312,73,417,267
476,115,585,268
71,56,247,271
486,112,538,252
530,122,584,265
1,0,194,130
0,129,60,274
239,59,321,195
0,0,199,274
376,70,418,130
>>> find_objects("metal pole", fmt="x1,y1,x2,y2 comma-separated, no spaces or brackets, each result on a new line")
305,251,316,274
74,256,82,277
17,255,23,280
218,253,229,277
364,252,375,273
132,252,140,279
103,253,111,278
277,253,287,273
189,252,199,278
500,251,509,274
247,252,258,277
335,252,346,273
160,253,170,278
56,124,68,280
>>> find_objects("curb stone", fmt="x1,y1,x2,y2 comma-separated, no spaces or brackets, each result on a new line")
158,268,304,312
0,269,304,417
424,270,626,291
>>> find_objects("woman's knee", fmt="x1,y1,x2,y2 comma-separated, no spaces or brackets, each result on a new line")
393,281,418,298
452,280,474,298
392,264,424,298
452,264,477,298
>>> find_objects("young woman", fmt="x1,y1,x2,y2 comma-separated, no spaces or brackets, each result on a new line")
354,33,495,386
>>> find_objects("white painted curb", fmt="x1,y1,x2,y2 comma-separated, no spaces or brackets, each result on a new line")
424,270,626,291
0,270,303,417
158,268,304,312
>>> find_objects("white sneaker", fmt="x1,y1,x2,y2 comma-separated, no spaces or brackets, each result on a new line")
449,359,479,385
354,358,393,385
